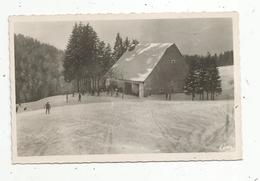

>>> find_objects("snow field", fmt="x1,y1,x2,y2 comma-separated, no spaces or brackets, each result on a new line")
16,99,235,156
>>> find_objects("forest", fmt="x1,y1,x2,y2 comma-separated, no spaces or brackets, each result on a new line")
14,23,138,103
14,34,73,103
183,51,233,100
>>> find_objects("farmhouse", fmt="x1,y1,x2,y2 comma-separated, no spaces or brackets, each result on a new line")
107,43,189,97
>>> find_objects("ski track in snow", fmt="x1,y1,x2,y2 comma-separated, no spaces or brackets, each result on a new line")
16,98,235,156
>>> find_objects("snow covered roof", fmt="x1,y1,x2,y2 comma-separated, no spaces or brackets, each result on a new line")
111,43,174,82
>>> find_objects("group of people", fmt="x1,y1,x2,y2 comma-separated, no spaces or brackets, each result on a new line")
160,88,174,101
42,87,174,115
44,92,82,115
165,90,174,100
66,92,82,103
15,103,26,112
106,86,125,99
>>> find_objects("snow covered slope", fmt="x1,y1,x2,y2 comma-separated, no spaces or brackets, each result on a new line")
217,65,234,99
17,100,234,156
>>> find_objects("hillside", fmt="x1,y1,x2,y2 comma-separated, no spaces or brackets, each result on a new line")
14,34,72,103
218,65,234,99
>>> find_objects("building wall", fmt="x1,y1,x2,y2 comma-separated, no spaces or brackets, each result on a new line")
131,83,139,95
144,44,189,96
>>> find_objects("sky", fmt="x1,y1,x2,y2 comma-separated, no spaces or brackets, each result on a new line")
14,18,233,55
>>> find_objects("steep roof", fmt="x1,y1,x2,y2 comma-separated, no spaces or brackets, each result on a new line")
110,43,174,82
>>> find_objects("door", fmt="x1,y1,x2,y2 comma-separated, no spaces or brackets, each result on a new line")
125,82,132,94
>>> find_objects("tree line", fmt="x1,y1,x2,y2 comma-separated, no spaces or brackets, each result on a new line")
63,22,139,95
216,50,233,67
183,53,223,100
14,34,72,103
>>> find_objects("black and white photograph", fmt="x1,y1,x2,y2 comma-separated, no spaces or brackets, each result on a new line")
9,13,241,163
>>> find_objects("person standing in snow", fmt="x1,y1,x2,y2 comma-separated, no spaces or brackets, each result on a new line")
165,89,168,100
45,102,51,114
66,93,68,103
170,87,174,100
168,90,171,100
78,93,81,102
115,88,119,97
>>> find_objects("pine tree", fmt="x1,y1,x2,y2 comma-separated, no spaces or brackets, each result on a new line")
63,23,81,91
63,23,100,93
184,53,222,101
113,33,124,61
184,62,198,100
112,34,139,61
207,54,222,100
131,39,139,46
79,23,99,93
95,41,113,95
196,58,207,100
123,37,130,52
128,39,139,51
103,43,113,71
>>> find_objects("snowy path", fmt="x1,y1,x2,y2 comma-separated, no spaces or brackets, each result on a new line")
16,100,235,156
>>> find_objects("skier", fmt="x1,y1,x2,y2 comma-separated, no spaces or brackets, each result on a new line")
45,102,51,114
78,93,81,102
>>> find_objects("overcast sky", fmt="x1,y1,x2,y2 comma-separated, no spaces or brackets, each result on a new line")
14,18,233,55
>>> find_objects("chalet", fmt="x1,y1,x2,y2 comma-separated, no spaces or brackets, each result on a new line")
106,43,189,97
